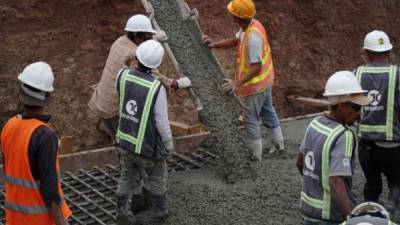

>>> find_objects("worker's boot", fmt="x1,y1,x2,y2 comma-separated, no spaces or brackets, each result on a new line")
268,127,284,154
116,195,136,225
247,139,262,161
151,193,169,224
130,188,152,215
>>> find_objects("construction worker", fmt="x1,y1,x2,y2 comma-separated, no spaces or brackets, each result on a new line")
1,62,71,225
296,71,372,225
355,30,400,216
88,14,191,144
202,0,284,161
340,202,397,225
115,40,173,225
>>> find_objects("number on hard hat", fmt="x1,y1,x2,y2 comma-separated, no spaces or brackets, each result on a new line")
136,40,164,69
18,61,54,92
363,30,393,52
124,14,156,34
227,0,256,19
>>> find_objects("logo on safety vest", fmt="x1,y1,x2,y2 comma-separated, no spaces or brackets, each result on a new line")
342,158,350,168
367,90,381,106
126,100,138,116
305,151,315,171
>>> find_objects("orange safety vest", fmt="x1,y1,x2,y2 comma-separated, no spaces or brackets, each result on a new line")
235,19,275,97
1,116,71,225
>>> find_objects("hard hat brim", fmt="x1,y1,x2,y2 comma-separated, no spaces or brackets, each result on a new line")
19,87,50,107
124,27,157,34
364,44,393,52
350,95,373,106
327,94,373,106
227,1,256,19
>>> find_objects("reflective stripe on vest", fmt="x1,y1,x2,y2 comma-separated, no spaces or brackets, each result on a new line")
235,19,275,97
356,65,398,140
4,201,48,214
1,116,71,224
4,175,40,189
301,119,348,220
116,69,161,154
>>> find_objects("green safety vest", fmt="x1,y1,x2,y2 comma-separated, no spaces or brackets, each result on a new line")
356,65,400,141
300,117,354,222
116,69,167,159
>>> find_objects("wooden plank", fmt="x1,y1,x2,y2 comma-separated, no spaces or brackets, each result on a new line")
187,123,205,134
174,132,210,153
59,147,118,173
169,120,190,136
286,95,329,107
59,136,73,155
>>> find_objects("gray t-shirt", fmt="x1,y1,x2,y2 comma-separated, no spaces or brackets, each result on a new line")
235,26,264,64
300,116,354,177
300,115,357,222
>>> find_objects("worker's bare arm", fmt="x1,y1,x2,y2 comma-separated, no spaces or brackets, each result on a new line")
202,35,236,49
222,62,261,93
296,152,304,176
48,202,67,225
237,62,261,86
329,176,352,216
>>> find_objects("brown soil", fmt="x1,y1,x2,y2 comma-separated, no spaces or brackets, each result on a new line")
1,1,400,224
1,1,400,150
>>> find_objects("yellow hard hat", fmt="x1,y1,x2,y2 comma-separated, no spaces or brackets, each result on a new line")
227,0,256,19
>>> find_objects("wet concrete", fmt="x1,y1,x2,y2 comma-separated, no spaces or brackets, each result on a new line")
134,115,397,225
148,0,256,182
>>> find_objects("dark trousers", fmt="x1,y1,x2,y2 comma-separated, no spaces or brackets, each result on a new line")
358,138,400,206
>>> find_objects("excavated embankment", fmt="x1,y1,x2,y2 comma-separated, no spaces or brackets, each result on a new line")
148,0,256,182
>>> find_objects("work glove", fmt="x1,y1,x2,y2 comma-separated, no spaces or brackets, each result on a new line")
155,30,168,43
176,77,192,89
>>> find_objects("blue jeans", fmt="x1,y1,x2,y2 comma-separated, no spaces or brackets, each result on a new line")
244,87,280,139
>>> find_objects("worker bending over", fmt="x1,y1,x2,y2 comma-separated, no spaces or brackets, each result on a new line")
297,71,372,225
202,0,284,160
89,14,190,144
355,30,400,215
1,62,71,225
115,40,173,225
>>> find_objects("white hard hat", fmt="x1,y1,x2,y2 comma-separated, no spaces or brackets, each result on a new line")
136,40,164,69
350,202,390,220
323,71,372,105
18,61,54,92
363,30,393,52
124,14,156,34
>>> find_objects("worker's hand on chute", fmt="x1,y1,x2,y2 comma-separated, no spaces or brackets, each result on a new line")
176,77,192,88
202,35,215,48
222,78,236,94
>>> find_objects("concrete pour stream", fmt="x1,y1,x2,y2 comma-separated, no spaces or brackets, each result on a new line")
148,0,258,183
